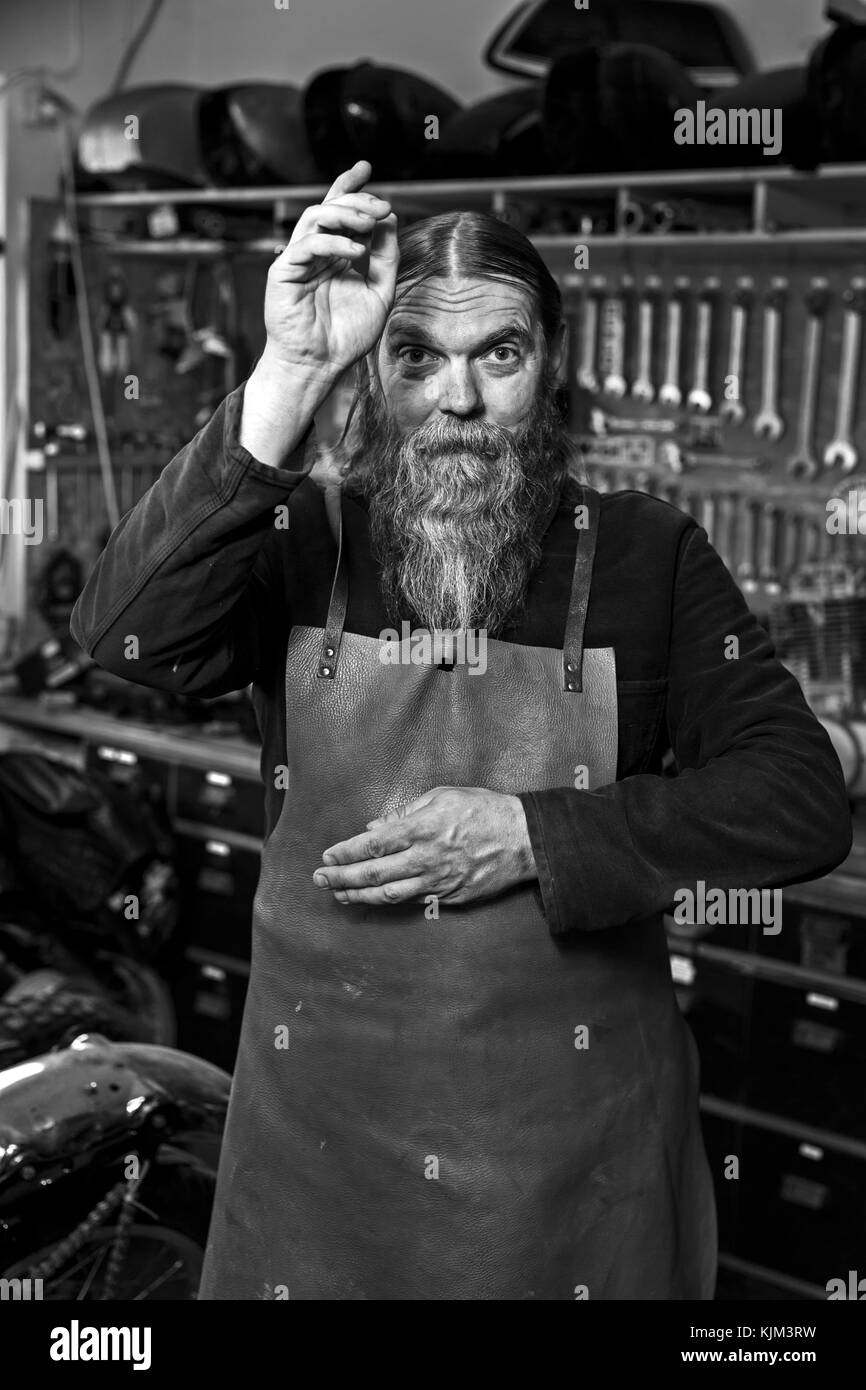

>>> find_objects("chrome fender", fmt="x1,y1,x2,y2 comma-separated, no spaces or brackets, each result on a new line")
0,1033,231,1187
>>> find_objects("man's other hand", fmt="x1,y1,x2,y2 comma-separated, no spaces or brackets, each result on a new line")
313,787,537,907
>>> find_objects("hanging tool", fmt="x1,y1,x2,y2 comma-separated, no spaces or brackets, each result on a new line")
719,277,754,426
659,277,690,408
824,278,866,473
753,278,788,442
787,278,829,480
687,277,721,415
97,265,137,377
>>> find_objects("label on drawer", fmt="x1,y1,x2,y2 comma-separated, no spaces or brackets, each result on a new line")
193,990,231,1020
791,1018,840,1053
779,1173,828,1210
197,867,235,896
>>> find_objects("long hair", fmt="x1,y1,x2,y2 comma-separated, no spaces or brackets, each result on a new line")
337,210,580,476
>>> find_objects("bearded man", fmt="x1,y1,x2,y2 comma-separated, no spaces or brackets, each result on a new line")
71,161,852,1301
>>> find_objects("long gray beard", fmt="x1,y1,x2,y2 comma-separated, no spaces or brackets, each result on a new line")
344,384,568,635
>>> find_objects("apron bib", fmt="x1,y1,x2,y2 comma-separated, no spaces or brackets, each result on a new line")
199,485,717,1300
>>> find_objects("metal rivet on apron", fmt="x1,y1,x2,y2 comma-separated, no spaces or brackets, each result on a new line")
566,662,576,672
319,666,332,678
325,647,335,658
566,681,576,691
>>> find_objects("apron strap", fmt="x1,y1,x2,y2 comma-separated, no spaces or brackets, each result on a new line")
562,484,601,694
318,481,602,689
317,485,348,680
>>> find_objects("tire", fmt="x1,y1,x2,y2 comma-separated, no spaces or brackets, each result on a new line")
0,1154,215,1301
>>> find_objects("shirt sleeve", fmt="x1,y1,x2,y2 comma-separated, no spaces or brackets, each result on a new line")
518,522,853,936
70,381,317,698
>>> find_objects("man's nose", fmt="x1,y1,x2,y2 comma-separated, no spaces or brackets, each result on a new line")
437,361,483,417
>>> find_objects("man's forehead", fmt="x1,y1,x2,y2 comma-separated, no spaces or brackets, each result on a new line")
384,276,538,338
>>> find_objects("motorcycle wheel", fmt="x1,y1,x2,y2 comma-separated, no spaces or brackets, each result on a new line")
0,1158,214,1301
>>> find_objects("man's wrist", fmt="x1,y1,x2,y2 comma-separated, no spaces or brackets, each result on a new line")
239,345,342,468
507,794,538,885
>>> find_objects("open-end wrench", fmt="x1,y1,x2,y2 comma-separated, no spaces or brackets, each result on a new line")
714,491,737,572
757,503,782,595
657,439,684,473
719,277,754,425
699,491,716,543
824,278,866,473
753,278,787,442
659,277,690,407
737,496,759,595
687,277,721,414
600,276,634,398
780,508,803,584
576,276,606,393
631,276,662,403
787,277,829,480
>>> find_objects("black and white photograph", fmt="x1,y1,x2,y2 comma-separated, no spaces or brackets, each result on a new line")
0,0,864,1356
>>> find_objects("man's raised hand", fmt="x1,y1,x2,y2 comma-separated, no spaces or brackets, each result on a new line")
264,160,398,377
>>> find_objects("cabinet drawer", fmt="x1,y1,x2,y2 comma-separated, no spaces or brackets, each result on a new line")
701,1111,866,1290
85,740,173,800
736,1126,866,1288
174,954,248,1072
175,764,264,837
678,959,866,1140
175,835,259,961
746,979,866,1139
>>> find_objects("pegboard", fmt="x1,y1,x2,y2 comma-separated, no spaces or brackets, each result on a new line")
545,240,866,493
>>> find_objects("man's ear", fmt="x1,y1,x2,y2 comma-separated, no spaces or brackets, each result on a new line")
549,320,568,384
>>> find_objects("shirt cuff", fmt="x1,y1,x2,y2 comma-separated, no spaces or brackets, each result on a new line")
518,788,590,937
223,379,318,486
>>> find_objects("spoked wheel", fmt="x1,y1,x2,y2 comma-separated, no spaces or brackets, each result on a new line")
2,1225,203,1300
0,1160,214,1300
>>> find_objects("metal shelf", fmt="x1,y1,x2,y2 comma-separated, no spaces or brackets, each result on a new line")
70,163,866,246
72,163,866,206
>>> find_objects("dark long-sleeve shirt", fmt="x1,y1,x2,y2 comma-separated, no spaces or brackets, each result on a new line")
70,382,853,935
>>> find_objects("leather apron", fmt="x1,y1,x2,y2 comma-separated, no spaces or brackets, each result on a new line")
198,484,717,1301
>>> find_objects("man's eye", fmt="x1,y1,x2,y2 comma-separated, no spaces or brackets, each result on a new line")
486,344,519,362
398,347,432,365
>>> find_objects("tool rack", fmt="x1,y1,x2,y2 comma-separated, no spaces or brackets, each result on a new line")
22,163,866,595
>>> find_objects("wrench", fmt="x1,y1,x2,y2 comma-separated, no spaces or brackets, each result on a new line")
824,278,866,473
631,276,662,403
657,439,684,474
601,276,634,398
757,503,781,594
659,277,690,407
736,497,759,595
787,277,829,480
687,277,721,414
780,509,803,584
719,277,754,425
714,491,737,572
753,278,788,442
576,276,606,393
699,491,716,541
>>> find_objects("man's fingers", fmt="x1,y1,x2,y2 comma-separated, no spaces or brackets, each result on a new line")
293,194,392,241
320,823,412,865
328,877,429,907
323,159,373,203
279,233,367,272
366,213,399,297
313,848,421,892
